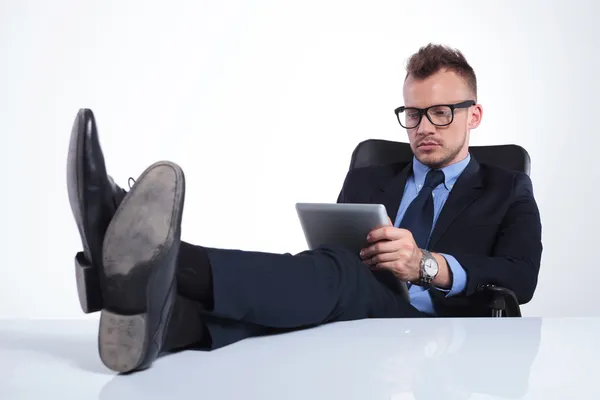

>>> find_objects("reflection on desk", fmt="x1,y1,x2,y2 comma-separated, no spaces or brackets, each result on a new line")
0,317,598,399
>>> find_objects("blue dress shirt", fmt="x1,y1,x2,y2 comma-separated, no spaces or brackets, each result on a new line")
393,154,471,315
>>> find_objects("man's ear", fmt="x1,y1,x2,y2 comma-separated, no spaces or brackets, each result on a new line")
469,104,483,129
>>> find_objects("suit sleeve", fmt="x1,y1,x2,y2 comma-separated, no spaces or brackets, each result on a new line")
336,169,354,204
450,173,543,304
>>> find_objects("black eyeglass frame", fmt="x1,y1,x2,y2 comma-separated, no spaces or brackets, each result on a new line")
394,100,476,129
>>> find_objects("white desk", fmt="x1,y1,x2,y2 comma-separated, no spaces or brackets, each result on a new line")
0,317,598,399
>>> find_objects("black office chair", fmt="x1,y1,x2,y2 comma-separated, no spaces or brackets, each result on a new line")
348,139,531,317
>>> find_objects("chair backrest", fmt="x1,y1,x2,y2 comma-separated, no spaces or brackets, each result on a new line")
349,139,531,175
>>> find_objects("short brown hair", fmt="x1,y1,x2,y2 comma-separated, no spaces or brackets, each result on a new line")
405,43,477,100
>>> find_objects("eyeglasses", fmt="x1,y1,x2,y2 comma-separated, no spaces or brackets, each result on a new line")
394,100,476,129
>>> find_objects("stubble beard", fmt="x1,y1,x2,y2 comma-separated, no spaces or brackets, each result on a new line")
417,133,468,169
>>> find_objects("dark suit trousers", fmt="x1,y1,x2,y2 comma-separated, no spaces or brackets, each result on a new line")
195,245,427,349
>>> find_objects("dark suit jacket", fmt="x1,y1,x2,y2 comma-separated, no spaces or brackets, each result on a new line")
336,156,543,317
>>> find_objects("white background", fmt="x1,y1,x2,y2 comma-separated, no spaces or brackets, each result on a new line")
0,0,598,319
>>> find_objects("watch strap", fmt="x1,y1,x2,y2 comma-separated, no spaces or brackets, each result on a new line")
418,249,436,286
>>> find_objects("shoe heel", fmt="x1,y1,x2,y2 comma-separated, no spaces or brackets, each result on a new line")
75,252,103,313
99,310,149,373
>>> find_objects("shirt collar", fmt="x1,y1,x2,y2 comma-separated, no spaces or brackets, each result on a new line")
412,153,471,191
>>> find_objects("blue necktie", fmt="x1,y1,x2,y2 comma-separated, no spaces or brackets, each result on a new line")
399,169,445,249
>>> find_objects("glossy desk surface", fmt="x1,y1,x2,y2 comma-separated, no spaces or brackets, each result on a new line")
0,317,598,399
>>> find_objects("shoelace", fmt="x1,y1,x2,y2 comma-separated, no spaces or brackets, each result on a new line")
128,177,135,189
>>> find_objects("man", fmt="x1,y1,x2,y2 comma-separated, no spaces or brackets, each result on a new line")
67,43,542,374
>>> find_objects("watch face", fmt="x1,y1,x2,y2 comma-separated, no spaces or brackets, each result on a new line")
423,257,438,276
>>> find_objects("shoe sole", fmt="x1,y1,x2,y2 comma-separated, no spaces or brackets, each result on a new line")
98,161,185,373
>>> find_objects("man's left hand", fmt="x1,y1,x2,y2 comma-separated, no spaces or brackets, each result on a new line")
360,223,423,283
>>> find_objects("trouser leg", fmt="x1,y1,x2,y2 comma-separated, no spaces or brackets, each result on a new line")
173,242,426,350
183,244,426,349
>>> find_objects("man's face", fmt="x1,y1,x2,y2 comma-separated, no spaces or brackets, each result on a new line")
402,69,482,169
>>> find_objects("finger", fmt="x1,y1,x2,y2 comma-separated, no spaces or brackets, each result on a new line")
368,251,402,265
360,240,400,258
367,226,406,243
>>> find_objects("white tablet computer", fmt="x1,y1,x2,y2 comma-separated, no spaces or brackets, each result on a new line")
295,202,409,301
295,203,389,254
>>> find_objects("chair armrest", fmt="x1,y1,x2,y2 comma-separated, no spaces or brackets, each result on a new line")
477,284,522,318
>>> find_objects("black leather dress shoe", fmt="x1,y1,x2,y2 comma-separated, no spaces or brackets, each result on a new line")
98,160,186,373
66,109,127,314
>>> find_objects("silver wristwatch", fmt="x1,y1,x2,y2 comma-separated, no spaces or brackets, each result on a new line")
418,249,438,286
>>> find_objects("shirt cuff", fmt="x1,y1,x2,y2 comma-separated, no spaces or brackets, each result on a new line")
435,254,467,297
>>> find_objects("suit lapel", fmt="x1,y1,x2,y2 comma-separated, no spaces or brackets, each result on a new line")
428,157,484,249
370,163,412,222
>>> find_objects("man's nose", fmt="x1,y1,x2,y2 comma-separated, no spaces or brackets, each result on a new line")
416,113,435,135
